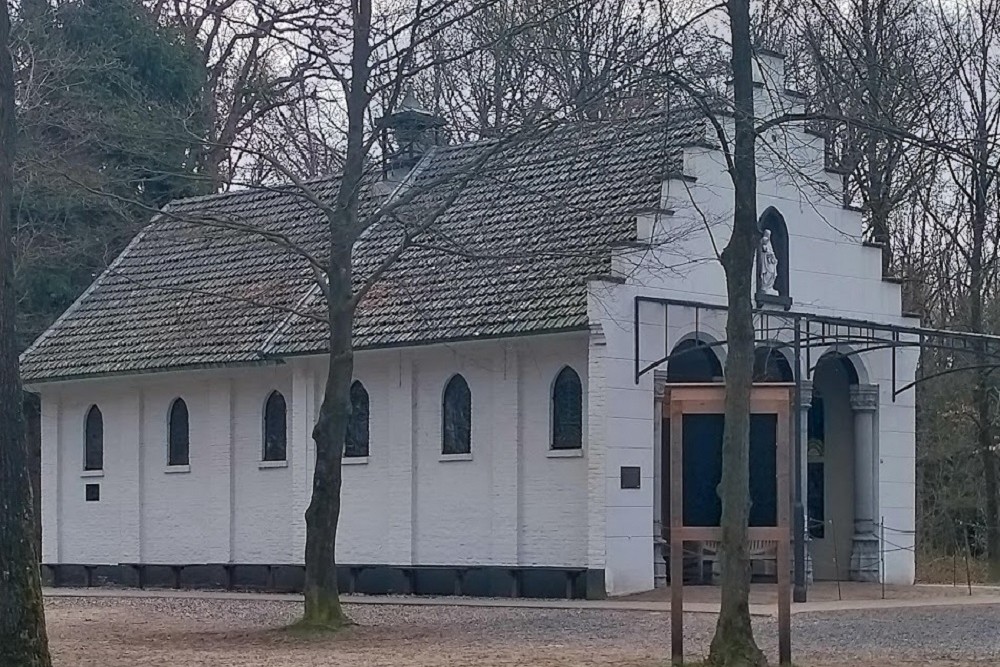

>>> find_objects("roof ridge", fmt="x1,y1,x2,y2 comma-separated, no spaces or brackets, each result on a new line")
163,109,708,209
162,174,342,211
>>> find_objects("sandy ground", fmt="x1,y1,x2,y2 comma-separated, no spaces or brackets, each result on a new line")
44,595,1000,667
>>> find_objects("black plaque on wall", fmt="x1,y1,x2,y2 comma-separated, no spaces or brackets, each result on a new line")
620,466,641,489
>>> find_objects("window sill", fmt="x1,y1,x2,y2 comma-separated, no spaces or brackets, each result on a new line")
547,448,584,458
259,460,288,469
165,465,191,474
439,453,473,462
80,469,105,478
343,456,369,465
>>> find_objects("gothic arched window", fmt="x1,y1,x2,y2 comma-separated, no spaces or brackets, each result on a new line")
552,366,583,450
442,375,471,455
168,398,190,466
345,381,370,458
84,405,103,471
263,391,287,462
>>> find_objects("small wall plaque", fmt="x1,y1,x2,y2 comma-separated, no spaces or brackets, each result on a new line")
85,484,100,502
620,466,641,489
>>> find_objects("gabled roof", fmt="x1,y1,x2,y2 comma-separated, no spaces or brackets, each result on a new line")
20,111,705,382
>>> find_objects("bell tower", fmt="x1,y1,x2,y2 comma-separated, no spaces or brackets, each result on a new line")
382,90,448,174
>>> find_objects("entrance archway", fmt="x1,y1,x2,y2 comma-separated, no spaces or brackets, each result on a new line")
809,351,874,581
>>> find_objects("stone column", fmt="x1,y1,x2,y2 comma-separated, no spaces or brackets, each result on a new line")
653,380,667,588
797,380,813,584
850,384,880,582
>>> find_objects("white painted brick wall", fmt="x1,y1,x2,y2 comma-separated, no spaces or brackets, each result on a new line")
232,367,294,563
41,335,591,570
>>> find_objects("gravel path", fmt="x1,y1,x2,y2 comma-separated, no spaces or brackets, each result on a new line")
44,596,1000,666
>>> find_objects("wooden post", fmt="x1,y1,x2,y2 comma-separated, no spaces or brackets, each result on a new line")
669,393,684,666
776,389,792,666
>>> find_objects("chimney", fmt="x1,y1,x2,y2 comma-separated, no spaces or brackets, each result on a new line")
382,90,448,175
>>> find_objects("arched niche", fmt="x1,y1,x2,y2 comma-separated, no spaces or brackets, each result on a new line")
757,206,791,307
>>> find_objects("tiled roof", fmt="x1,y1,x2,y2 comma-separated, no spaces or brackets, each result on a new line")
20,111,705,382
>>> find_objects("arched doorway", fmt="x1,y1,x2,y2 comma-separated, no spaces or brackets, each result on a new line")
808,352,860,581
658,337,724,583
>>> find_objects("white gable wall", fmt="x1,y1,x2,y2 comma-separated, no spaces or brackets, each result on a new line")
587,58,918,593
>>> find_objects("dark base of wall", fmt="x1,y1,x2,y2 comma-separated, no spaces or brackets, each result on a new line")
41,563,606,600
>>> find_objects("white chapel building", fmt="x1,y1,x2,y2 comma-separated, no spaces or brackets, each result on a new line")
22,53,918,598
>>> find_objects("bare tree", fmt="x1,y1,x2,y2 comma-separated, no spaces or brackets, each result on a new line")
804,0,944,274
923,0,1000,579
0,0,51,661
407,0,708,140
705,0,767,663
149,0,321,189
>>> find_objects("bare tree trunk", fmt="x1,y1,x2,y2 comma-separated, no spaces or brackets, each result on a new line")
708,1,767,665
0,0,52,660
302,244,354,627
300,0,372,629
970,98,1000,580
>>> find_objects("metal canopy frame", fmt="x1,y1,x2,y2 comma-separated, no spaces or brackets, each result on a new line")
633,295,1000,604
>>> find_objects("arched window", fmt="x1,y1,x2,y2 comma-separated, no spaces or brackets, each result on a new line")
263,391,287,461
758,207,790,302
168,398,190,466
442,374,471,455
666,339,723,383
752,346,793,382
84,405,103,471
552,366,583,450
345,381,370,458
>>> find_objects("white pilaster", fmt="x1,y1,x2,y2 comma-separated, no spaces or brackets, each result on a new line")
206,378,234,562
652,379,666,588
120,388,143,563
387,352,415,564
290,362,316,564
586,325,608,596
850,384,879,582
491,344,520,564
40,392,60,563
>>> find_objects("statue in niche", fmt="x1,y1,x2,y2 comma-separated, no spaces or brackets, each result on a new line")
759,229,779,296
